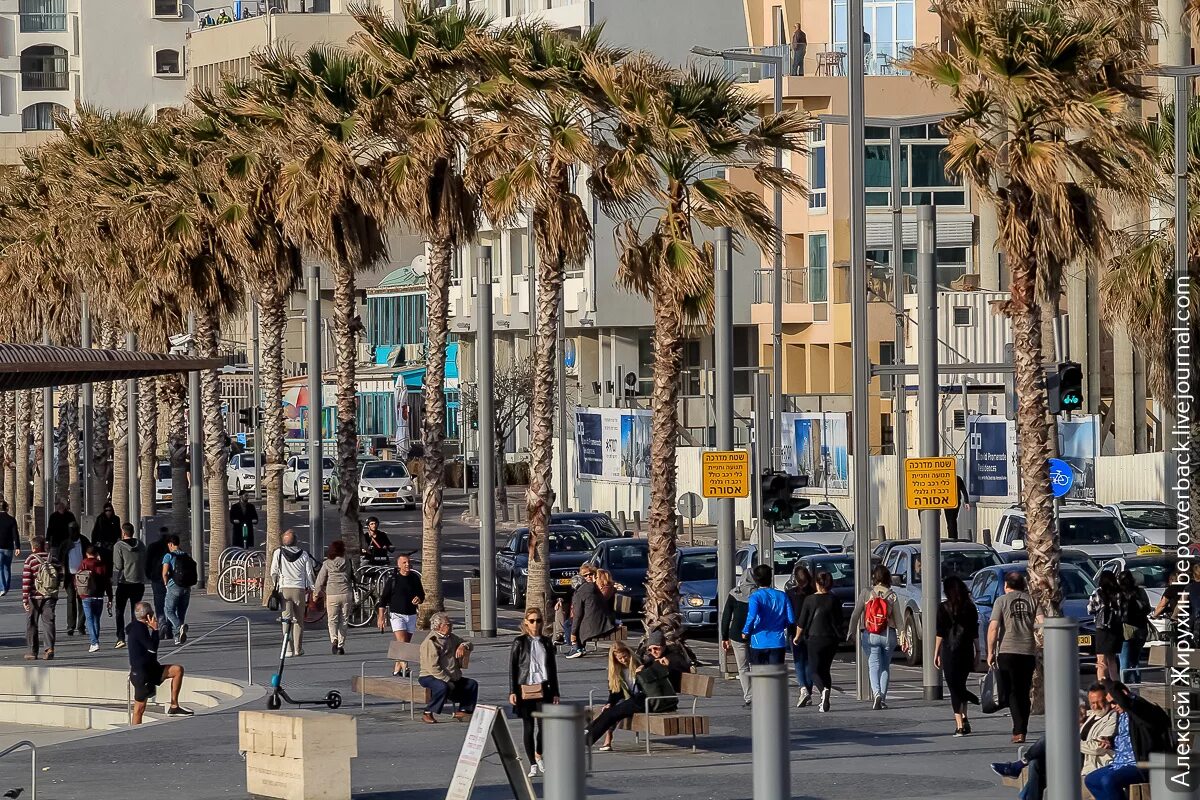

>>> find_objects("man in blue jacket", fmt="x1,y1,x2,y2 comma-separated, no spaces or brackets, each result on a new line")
742,564,794,665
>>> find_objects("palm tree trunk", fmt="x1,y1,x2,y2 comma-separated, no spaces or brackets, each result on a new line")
643,290,684,643
139,377,158,521
90,324,116,517
31,390,45,534
260,290,287,600
419,233,452,626
3,393,15,508
196,307,229,593
111,361,128,529
62,384,79,509
158,373,190,536
331,258,361,556
14,392,30,538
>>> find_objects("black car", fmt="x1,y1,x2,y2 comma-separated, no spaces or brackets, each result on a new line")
551,512,629,540
496,524,597,606
998,547,1101,579
586,538,650,617
787,553,862,640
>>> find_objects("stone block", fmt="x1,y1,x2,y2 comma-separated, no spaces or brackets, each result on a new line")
241,711,357,800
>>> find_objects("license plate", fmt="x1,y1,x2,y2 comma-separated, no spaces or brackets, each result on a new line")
1078,635,1093,647
379,491,396,499
556,578,572,586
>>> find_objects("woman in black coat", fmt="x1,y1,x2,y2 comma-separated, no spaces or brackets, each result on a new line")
934,575,979,736
509,608,560,779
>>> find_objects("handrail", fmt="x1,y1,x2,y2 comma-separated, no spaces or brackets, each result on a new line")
0,740,36,800
164,615,253,685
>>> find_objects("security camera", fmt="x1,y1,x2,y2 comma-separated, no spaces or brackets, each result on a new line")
168,333,194,354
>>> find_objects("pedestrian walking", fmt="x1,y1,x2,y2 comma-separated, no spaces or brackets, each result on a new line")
21,537,60,660
508,608,560,779
848,564,907,709
742,564,794,665
586,642,639,751
786,564,815,707
944,476,971,540
790,23,808,75
794,571,843,712
90,501,121,554
567,564,618,658
720,571,755,706
1087,570,1125,683
76,545,112,652
270,529,315,657
112,523,148,650
360,517,393,566
146,529,171,640
1083,681,1171,800
934,574,979,736
314,540,354,655
161,534,198,646
376,553,425,676
1117,570,1150,683
126,602,193,724
57,522,89,637
418,613,477,723
986,571,1037,743
46,500,77,551
0,500,20,596
229,491,258,550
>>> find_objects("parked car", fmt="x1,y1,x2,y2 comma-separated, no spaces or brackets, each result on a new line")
678,547,720,631
736,541,832,589
283,455,335,500
226,452,257,493
882,541,1002,665
871,538,923,560
586,538,651,617
992,505,1147,559
1095,553,1175,607
551,512,629,540
773,502,854,552
970,562,1097,668
1103,502,1178,547
155,461,173,505
998,548,1102,580
330,460,417,509
784,553,861,640
497,524,597,606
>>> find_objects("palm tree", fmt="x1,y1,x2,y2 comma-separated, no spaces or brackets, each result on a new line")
908,0,1157,618
473,22,621,620
590,58,809,640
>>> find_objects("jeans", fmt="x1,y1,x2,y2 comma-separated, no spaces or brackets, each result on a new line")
151,581,170,638
997,652,1036,736
164,584,190,634
418,676,478,715
81,597,103,646
1084,764,1146,800
0,548,12,594
66,577,84,634
115,583,145,641
1119,635,1146,683
791,45,806,75
26,597,56,655
749,647,786,666
862,629,896,698
791,639,812,691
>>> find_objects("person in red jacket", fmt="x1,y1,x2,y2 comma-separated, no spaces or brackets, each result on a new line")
77,545,112,652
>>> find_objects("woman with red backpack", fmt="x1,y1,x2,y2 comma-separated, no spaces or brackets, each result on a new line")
77,545,112,653
848,564,908,709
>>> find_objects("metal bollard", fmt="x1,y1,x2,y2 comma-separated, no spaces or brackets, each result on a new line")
750,665,790,800
633,511,642,533
617,511,627,532
982,527,991,546
1043,617,1081,800
538,702,586,800
468,493,478,517
875,524,886,544
736,520,746,541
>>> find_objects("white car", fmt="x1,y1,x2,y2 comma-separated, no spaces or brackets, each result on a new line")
736,541,831,589
226,452,257,493
993,504,1148,560
355,460,417,509
283,455,335,500
155,461,173,505
772,502,854,552
1103,502,1178,548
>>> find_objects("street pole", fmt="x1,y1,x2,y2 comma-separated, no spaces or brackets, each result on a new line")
42,330,54,517
251,297,262,502
80,293,92,517
477,248,497,638
188,313,204,573
754,373,774,567
307,262,324,554
1043,617,1082,800
750,665,791,800
539,703,586,800
917,205,942,700
890,126,909,540
771,59,784,471
126,331,140,533
847,0,873,702
556,289,568,511
715,227,736,632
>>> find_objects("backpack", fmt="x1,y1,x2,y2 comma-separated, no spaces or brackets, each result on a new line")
171,553,198,588
635,663,678,713
864,592,891,634
74,568,99,598
34,557,60,597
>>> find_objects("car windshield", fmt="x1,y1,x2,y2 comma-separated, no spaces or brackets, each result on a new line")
515,529,596,554
1060,567,1096,599
157,464,171,479
606,543,649,570
773,545,827,574
680,552,718,582
1060,516,1128,546
806,558,855,588
362,462,409,480
236,456,257,467
779,508,851,533
1125,561,1173,589
914,549,1001,581
1118,507,1177,531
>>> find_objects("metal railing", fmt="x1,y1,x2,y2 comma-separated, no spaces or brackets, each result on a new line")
20,71,69,91
164,615,253,686
19,13,66,32
0,741,36,800
357,660,418,719
754,267,809,304
722,42,919,81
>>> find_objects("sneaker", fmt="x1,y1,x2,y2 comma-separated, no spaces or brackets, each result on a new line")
962,720,972,735
820,689,831,713
23,653,37,661
179,624,188,644
536,757,545,774
337,647,345,656
564,648,584,659
174,636,183,646
797,688,811,708
44,649,53,661
115,640,126,649
166,706,194,717
88,644,99,653
332,643,339,655
953,727,965,737
0,589,7,596
743,699,752,708
990,761,1024,779
527,765,539,779
597,743,612,752
67,630,75,637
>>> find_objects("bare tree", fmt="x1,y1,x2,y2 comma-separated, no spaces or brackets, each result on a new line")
460,356,534,509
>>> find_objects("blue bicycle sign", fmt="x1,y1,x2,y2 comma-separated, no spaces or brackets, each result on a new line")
1047,458,1074,498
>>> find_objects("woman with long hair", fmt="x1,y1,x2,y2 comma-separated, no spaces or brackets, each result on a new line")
1117,570,1150,683
848,563,907,709
787,564,815,706
508,607,559,778
1087,570,1125,682
314,540,355,655
794,571,843,712
585,642,638,751
935,574,979,736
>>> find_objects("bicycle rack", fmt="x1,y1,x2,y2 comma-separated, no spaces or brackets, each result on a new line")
164,615,254,685
0,740,37,800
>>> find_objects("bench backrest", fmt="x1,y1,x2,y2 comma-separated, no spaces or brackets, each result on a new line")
387,641,423,662
680,672,715,699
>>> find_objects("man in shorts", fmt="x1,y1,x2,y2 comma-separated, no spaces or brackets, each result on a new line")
126,601,193,724
377,554,425,677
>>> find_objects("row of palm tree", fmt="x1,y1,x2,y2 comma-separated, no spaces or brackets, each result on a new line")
0,1,808,639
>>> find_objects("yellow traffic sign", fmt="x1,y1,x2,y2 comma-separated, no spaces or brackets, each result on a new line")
904,457,958,510
701,450,751,498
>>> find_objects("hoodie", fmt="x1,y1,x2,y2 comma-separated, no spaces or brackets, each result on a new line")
112,538,148,585
720,573,756,644
314,555,354,597
271,546,315,590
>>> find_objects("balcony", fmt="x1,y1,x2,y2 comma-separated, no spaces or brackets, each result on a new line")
20,13,67,32
721,42,918,83
21,70,69,91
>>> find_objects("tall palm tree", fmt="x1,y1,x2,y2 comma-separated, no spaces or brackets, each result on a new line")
473,22,621,621
590,58,809,640
2,393,13,508
355,1,501,624
908,0,1157,618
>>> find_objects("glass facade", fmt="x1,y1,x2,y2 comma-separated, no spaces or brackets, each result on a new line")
367,294,426,352
864,124,965,208
808,234,828,303
832,0,916,74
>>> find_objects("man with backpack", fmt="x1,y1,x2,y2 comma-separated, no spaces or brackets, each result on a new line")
112,523,148,650
161,534,197,646
848,564,908,710
21,537,61,660
56,522,90,638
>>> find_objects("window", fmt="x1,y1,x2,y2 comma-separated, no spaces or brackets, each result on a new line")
878,341,896,394
952,306,973,326
356,392,395,437
832,0,916,74
808,234,828,303
154,0,181,15
21,102,65,131
863,127,966,209
952,409,966,429
20,45,69,91
367,294,427,350
20,0,66,32
809,125,827,211
155,49,182,76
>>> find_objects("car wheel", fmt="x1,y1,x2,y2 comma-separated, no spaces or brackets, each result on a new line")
905,613,921,667
510,577,524,608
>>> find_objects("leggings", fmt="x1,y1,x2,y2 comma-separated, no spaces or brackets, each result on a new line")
997,652,1036,736
518,704,543,762
807,636,839,692
942,646,977,713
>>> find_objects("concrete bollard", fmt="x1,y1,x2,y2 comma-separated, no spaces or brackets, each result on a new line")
617,511,627,533
982,527,991,546
750,665,790,800
736,520,746,541
468,493,478,518
538,702,586,800
633,511,642,533
875,524,886,544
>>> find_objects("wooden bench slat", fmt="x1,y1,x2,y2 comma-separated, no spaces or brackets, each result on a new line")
351,675,431,703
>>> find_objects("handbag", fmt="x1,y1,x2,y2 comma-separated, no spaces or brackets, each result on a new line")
979,666,1009,715
519,684,544,701
1123,623,1139,640
267,589,282,612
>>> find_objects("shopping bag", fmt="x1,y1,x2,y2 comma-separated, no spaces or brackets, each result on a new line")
979,666,1009,714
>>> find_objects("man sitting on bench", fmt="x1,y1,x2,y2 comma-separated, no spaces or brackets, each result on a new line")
418,613,476,724
127,601,193,724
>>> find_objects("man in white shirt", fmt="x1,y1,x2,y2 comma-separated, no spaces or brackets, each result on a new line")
270,529,315,656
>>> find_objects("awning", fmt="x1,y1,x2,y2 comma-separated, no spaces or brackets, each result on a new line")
394,341,459,391
0,344,223,391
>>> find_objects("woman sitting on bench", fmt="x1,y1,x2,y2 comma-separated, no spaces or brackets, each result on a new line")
585,641,677,751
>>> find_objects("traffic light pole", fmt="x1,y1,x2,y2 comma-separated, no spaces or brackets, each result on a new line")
251,297,262,502
715,228,736,630
917,206,943,701
754,374,774,567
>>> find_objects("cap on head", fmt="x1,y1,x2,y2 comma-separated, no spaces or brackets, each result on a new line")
647,630,666,648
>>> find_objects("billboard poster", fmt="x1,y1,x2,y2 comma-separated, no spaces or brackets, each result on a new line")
966,414,1017,503
1058,416,1100,502
620,411,652,481
574,407,651,484
780,412,850,496
576,410,605,479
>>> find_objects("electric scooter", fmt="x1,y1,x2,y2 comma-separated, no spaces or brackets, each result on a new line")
266,617,342,711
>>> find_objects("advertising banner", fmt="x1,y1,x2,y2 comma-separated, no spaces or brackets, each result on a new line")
574,407,651,484
780,412,850,496
966,414,1017,503
1058,415,1100,502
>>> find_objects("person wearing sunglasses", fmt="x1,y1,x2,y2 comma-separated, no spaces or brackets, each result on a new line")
509,610,560,779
